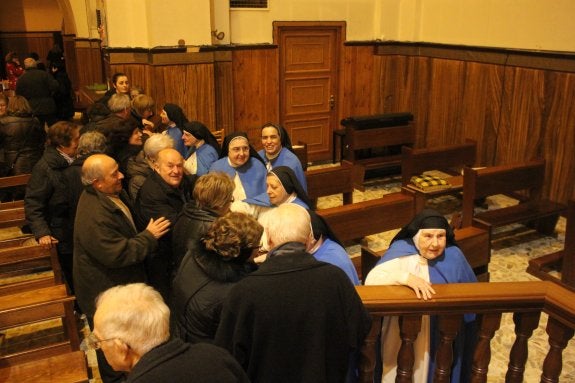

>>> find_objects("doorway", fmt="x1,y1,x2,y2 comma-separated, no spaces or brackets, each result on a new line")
273,22,345,162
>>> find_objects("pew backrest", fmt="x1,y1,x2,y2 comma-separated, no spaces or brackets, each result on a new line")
306,160,355,207
0,174,31,189
0,244,62,282
401,139,477,186
318,191,415,244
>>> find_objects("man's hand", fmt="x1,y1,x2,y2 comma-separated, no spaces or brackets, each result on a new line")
406,274,436,300
38,235,58,249
145,217,171,239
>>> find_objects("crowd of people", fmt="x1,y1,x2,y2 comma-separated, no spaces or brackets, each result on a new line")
1,66,479,382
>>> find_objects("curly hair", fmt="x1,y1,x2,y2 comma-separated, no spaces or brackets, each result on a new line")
203,212,263,260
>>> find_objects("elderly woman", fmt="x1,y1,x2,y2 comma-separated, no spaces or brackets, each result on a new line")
0,95,45,176
172,172,234,269
209,132,267,205
365,209,477,383
24,121,80,292
171,212,262,344
258,123,307,191
160,103,187,157
265,166,311,208
181,121,220,176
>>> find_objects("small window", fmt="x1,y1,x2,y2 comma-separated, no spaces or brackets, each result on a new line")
230,0,267,9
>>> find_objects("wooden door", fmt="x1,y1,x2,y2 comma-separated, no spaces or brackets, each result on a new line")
274,22,344,162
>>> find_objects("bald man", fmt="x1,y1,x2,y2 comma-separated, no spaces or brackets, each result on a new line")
73,154,170,383
135,148,197,299
215,204,371,383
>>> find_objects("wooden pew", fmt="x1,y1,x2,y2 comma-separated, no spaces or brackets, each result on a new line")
0,206,26,229
461,160,567,236
0,244,62,282
292,142,308,171
401,140,477,212
318,192,415,279
0,174,30,203
527,200,575,291
0,284,80,367
340,113,415,189
361,226,491,282
0,350,89,383
306,160,359,208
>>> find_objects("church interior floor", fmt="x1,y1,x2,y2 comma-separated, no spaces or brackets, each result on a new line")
1,171,573,382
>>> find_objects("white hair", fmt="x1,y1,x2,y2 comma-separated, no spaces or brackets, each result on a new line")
95,283,170,356
143,134,174,164
265,203,311,247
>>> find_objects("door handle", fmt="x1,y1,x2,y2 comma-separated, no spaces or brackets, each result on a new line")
329,95,335,110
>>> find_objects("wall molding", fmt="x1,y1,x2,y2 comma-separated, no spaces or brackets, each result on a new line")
345,40,575,73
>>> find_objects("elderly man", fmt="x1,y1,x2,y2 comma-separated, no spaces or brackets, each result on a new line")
89,283,249,383
15,57,59,127
83,93,131,139
74,153,170,383
215,203,371,383
135,148,196,299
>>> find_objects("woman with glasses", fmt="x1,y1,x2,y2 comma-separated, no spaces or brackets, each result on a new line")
171,212,262,344
209,132,267,206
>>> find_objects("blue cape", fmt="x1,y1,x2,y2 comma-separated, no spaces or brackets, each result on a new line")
313,238,360,286
194,144,219,176
209,157,267,200
258,147,307,192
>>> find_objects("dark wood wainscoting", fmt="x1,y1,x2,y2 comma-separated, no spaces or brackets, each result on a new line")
342,42,575,203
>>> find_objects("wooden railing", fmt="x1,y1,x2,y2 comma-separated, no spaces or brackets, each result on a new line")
356,281,575,383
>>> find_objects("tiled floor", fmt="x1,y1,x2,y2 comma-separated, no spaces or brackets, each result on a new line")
1,172,573,382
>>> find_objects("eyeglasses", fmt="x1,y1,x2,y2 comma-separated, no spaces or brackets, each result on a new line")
80,332,118,351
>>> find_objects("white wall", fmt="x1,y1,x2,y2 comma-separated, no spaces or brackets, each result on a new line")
63,0,575,52
379,0,575,52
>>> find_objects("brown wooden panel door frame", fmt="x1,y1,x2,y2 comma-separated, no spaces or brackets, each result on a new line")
273,21,346,162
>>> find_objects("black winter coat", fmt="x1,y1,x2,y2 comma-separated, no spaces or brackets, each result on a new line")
0,113,45,175
172,200,219,270
15,68,59,116
125,339,250,383
171,244,256,343
24,146,70,247
134,171,196,299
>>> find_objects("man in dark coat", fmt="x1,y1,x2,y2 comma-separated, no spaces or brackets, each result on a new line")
73,153,170,383
215,203,371,383
90,283,250,383
135,148,196,300
15,57,59,127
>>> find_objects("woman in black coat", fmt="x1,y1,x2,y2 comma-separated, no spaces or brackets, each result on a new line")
171,212,262,344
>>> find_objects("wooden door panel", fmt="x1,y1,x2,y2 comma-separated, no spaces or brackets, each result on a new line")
284,35,334,73
284,77,331,115
285,117,330,158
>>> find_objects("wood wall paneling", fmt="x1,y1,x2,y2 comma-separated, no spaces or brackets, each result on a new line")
214,60,234,134
341,45,377,119
232,48,279,147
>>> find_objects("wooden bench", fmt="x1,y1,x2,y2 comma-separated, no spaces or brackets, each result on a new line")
0,206,26,229
318,192,415,279
0,244,62,282
340,113,415,189
0,174,30,203
361,225,491,282
401,140,477,212
0,284,80,366
306,160,360,208
0,350,89,383
527,200,575,291
461,160,567,236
